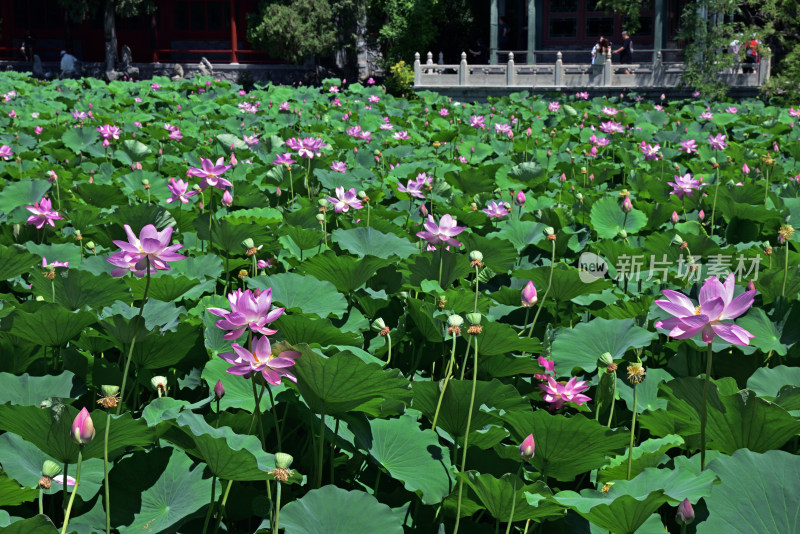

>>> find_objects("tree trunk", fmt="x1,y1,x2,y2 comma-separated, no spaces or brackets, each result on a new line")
104,0,118,73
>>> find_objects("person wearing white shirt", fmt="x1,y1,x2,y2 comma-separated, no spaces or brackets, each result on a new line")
60,50,77,79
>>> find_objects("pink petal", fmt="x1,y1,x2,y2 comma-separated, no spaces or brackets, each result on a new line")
711,323,754,345
720,290,755,320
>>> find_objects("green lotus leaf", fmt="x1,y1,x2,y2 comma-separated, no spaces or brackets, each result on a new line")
332,226,418,259
590,196,648,239
699,449,800,534
279,485,403,534
0,515,58,533
354,414,452,504
292,346,411,417
458,472,562,523
0,371,82,406
29,268,130,311
500,411,629,481
249,272,347,319
299,252,389,292
5,303,97,347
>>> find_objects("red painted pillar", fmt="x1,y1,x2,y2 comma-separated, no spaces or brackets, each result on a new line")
151,12,159,62
230,0,239,64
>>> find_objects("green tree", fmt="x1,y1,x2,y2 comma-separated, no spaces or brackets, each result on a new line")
247,0,338,65
367,0,438,64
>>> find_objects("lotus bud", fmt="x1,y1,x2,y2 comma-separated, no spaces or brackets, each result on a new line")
71,407,95,445
419,203,428,217
747,280,756,291
576,192,583,202
671,211,679,224
214,380,225,400
621,197,633,213
399,291,409,299
619,229,627,238
447,314,464,328
519,434,535,460
221,190,233,207
521,281,537,307
675,499,695,525
514,190,526,206
742,163,750,174
230,153,237,166
275,452,294,469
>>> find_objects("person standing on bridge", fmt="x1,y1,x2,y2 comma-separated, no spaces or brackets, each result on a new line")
613,30,633,74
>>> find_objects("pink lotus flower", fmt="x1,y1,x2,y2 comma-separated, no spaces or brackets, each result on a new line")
742,163,750,174
208,288,285,340
393,130,410,140
169,129,183,141
151,83,160,90
329,86,339,93
534,356,555,380
576,91,589,100
539,376,591,410
273,153,294,167
416,214,465,248
96,124,121,140
469,115,485,129
494,123,513,137
42,257,69,269
667,173,703,199
726,106,738,114
482,201,509,218
655,273,755,345
108,224,185,276
707,133,727,150
600,121,624,134
243,135,259,146
330,161,347,173
34,126,43,135
548,101,561,112
519,434,535,460
0,145,13,160
521,281,537,307
219,335,300,385
369,95,380,103
72,109,88,120
71,407,95,445
53,475,76,488
439,108,449,117
679,139,698,154
789,108,800,118
279,101,290,111
601,107,619,116
186,157,233,190
293,137,326,159
640,141,661,160
327,187,363,213
26,197,64,229
397,178,425,199
700,111,713,120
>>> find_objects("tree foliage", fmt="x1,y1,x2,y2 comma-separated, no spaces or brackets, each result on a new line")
367,0,438,64
247,0,338,65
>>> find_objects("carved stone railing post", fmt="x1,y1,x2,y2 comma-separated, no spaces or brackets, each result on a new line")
603,50,612,86
758,48,771,85
426,51,433,66
413,52,421,85
652,50,663,86
438,52,444,65
506,52,515,85
554,51,563,86
459,52,468,86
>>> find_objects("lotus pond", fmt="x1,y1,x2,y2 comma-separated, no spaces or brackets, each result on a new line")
0,71,799,534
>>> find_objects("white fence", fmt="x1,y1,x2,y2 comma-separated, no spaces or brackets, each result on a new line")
413,50,770,88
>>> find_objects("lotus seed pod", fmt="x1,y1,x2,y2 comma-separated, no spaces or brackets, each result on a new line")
469,250,483,262
447,314,464,328
371,317,387,332
42,460,62,478
275,452,294,469
465,312,482,325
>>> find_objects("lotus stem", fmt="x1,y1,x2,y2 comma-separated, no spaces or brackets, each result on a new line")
523,519,531,534
505,465,524,534
700,343,713,470
386,333,392,367
272,481,282,534
201,475,217,534
473,265,479,313
527,240,556,340
39,488,44,515
212,479,233,534
116,261,151,415
62,463,67,512
288,168,295,209
453,336,479,534
431,335,458,432
606,372,617,428
316,404,326,489
103,411,111,534
266,384,282,451
61,449,83,534
782,241,789,297
305,158,312,201
710,167,720,238
438,247,444,287
626,383,638,480
764,165,770,205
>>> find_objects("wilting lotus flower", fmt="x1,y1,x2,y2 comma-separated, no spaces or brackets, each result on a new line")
519,434,535,460
416,214,465,247
667,173,704,199
482,201,509,218
219,335,300,385
521,281,537,307
186,157,233,190
327,187,363,213
71,407,95,445
26,197,64,229
107,224,185,276
655,273,755,345
208,288,285,340
165,178,196,204
539,376,591,410
676,499,695,525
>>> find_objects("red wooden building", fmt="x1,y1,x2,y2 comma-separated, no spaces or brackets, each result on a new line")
0,0,279,64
